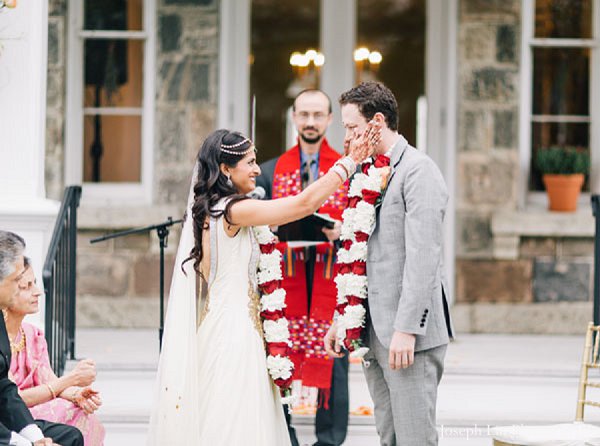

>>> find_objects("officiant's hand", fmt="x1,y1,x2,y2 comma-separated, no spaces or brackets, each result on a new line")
322,220,341,241
389,331,415,370
324,322,345,359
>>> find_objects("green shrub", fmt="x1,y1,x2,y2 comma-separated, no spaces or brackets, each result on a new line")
535,146,589,175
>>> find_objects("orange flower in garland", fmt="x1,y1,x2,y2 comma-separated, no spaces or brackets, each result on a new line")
0,0,17,8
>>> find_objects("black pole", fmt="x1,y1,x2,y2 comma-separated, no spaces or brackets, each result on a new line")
592,195,600,326
157,226,169,350
90,217,182,351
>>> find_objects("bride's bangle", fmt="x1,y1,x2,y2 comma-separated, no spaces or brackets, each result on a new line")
336,156,357,177
330,164,348,182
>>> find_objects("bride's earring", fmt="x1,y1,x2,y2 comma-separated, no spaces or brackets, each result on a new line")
226,175,233,188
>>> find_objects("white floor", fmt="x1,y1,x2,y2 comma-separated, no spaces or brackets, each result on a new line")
72,329,597,445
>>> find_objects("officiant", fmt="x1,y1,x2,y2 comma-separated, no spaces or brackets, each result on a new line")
255,89,349,446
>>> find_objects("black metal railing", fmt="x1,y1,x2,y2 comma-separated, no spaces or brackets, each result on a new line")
43,186,82,374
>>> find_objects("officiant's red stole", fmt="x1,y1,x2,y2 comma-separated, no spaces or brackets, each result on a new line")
277,242,339,406
272,139,347,406
272,138,347,220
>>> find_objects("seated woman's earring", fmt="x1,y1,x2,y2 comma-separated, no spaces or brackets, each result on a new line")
226,175,233,188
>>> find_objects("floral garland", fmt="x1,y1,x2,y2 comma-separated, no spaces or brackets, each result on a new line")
253,225,295,404
334,153,392,358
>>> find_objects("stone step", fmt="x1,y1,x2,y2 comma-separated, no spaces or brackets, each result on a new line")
90,369,600,445
69,329,595,444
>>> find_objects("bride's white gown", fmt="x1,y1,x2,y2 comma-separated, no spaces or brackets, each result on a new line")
195,217,290,444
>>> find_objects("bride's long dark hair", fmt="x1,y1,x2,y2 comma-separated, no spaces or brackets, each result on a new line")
184,129,253,276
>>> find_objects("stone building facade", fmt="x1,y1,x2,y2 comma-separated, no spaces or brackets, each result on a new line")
453,0,596,334
40,0,598,332
45,0,219,327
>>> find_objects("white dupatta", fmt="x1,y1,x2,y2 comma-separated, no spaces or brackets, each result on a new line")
147,166,202,445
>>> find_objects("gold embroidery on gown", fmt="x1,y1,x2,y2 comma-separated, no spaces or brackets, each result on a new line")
248,280,263,337
196,275,210,330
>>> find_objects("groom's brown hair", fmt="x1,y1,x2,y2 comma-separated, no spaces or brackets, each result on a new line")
339,81,399,131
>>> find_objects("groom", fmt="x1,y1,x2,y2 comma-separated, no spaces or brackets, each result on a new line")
324,81,453,445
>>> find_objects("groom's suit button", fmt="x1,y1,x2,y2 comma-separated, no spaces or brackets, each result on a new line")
424,309,429,314
420,323,425,327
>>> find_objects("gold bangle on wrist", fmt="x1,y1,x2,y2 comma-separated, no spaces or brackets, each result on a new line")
335,161,350,178
46,383,57,399
338,156,357,176
331,165,348,182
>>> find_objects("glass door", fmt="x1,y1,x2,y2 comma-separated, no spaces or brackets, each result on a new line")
250,0,320,160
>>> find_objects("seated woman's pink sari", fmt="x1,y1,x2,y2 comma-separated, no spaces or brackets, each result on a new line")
9,322,105,446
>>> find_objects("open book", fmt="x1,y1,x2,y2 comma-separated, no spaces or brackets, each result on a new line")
277,212,337,242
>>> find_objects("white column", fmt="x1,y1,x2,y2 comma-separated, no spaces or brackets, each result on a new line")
218,0,251,135
426,0,458,304
320,0,356,152
0,1,59,327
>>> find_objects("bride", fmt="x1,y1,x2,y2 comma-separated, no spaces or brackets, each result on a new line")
148,127,378,445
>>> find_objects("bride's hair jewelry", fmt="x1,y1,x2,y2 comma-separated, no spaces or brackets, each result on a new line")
220,137,255,155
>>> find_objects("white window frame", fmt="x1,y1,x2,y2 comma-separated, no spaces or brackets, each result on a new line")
65,0,156,205
519,0,600,208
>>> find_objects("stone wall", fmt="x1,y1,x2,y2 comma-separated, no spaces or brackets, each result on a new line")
76,228,179,328
453,235,595,334
456,0,520,258
45,0,67,200
43,1,219,327
155,0,218,205
453,0,594,334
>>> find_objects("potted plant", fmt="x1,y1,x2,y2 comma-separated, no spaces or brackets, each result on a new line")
535,146,590,212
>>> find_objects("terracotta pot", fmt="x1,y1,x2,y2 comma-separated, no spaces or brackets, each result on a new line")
542,174,585,212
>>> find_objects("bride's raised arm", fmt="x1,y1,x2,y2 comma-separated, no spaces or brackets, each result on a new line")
228,124,379,228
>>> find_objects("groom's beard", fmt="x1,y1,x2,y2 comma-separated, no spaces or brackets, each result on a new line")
299,128,325,145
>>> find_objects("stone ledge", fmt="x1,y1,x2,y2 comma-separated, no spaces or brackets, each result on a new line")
78,204,183,230
77,296,160,328
452,302,593,335
491,205,594,259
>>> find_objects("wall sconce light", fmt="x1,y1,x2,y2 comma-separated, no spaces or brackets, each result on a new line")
354,47,383,82
290,49,326,71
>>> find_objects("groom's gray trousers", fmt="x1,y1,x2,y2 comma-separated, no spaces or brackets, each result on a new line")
363,326,446,446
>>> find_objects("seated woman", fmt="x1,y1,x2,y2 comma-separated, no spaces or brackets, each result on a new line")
4,258,105,446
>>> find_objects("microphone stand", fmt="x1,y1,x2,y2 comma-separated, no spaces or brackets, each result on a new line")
90,217,183,350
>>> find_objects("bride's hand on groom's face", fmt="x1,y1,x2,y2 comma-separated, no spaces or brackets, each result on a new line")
389,331,416,370
346,121,381,163
324,323,345,359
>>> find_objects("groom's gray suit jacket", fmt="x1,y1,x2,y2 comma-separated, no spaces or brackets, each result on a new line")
367,135,453,352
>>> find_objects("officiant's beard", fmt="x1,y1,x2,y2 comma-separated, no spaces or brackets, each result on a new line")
299,130,324,145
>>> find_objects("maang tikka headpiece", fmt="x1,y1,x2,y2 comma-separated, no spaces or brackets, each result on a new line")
220,137,255,155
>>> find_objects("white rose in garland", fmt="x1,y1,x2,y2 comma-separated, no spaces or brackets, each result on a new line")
253,225,295,403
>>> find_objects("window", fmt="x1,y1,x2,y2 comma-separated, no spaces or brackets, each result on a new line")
520,0,599,199
66,0,155,203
